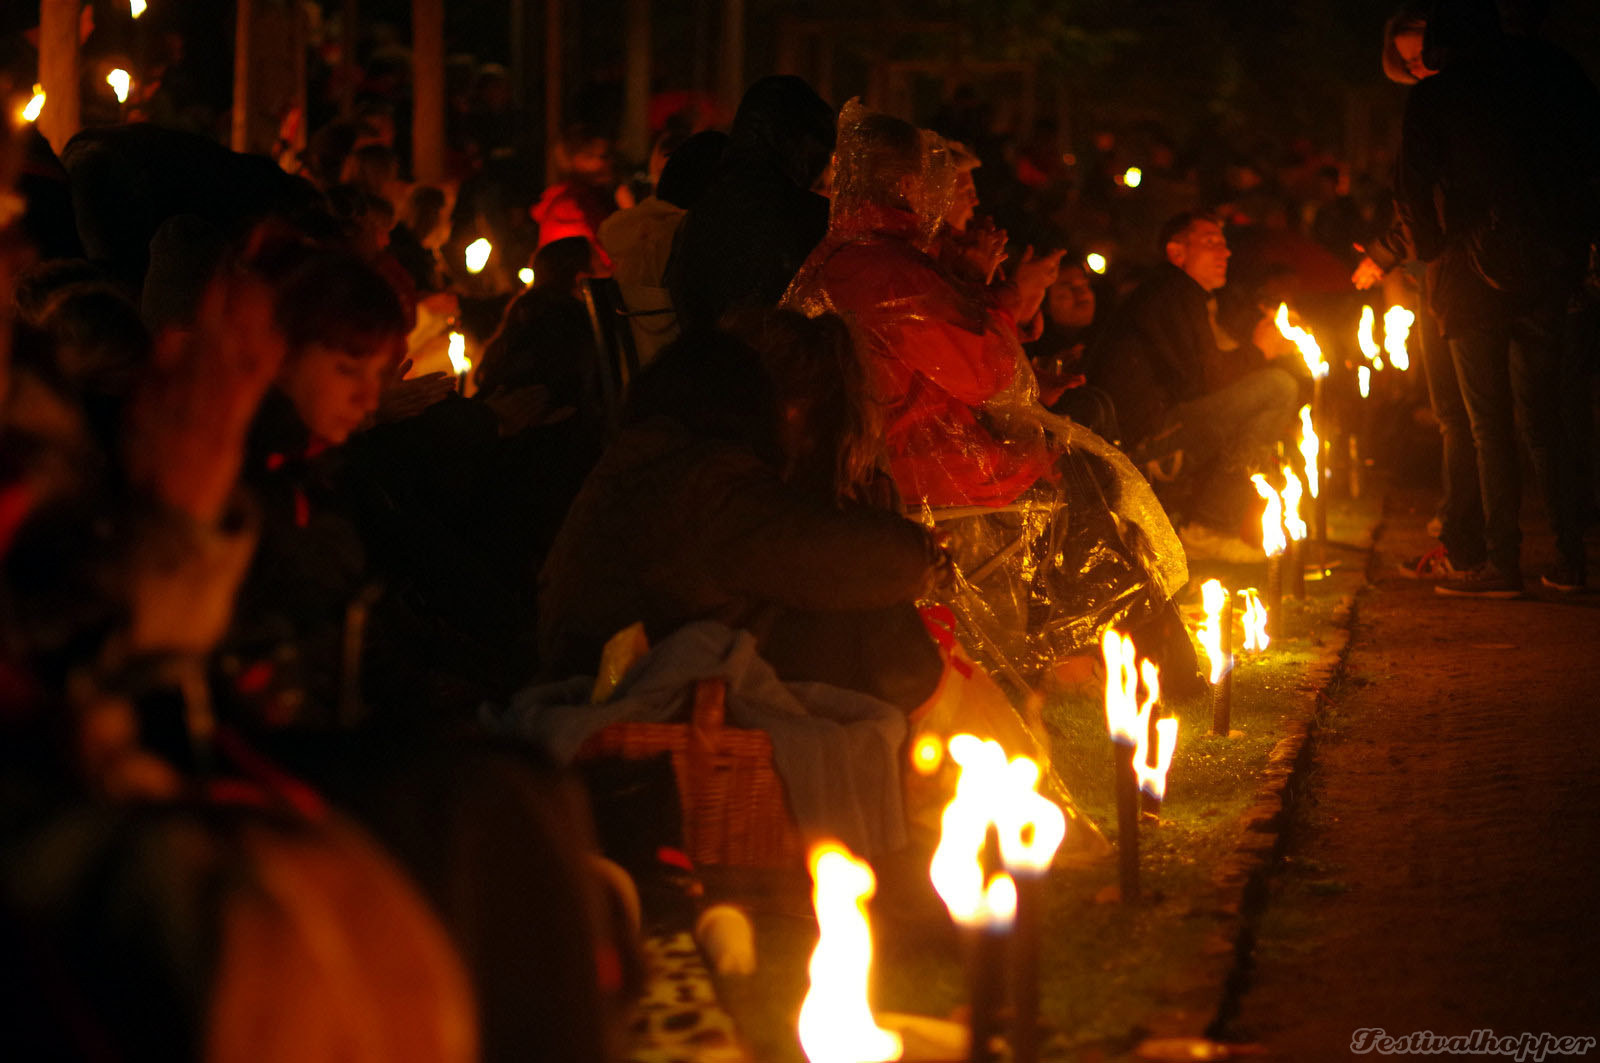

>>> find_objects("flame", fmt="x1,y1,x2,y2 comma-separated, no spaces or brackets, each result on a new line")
1274,303,1328,379
1281,464,1307,543
994,755,1067,876
447,331,471,375
21,85,44,123
1102,629,1141,744
910,733,943,776
131,0,147,15
1383,305,1414,371
1252,473,1287,557
1123,166,1143,188
1297,405,1320,500
1358,364,1371,398
107,69,131,104
1086,252,1107,275
1137,716,1179,802
1197,579,1229,684
518,266,535,286
1358,305,1380,362
1240,588,1270,652
929,736,1019,929
798,844,903,1063
464,238,492,274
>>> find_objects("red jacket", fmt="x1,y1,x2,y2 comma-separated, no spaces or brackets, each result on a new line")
787,204,1053,506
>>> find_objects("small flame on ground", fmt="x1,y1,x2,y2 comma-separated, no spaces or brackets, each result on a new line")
1358,305,1380,362
1240,588,1270,652
464,238,492,274
131,0,148,16
1252,473,1287,557
1384,305,1414,371
1297,405,1320,500
1275,303,1328,379
107,69,131,103
447,331,470,375
1198,579,1229,684
798,844,903,1063
1102,629,1141,744
929,736,1019,930
1131,660,1177,801
518,266,535,286
1281,464,1307,543
1086,252,1107,274
1123,166,1143,188
994,755,1067,876
22,85,44,123
910,733,943,776
1359,364,1372,398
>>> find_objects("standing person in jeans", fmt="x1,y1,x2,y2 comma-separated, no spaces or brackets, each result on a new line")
1356,3,1485,580
1369,0,1600,596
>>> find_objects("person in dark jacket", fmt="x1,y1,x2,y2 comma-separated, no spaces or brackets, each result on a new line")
1084,211,1299,559
537,322,947,712
664,76,836,335
1369,0,1600,595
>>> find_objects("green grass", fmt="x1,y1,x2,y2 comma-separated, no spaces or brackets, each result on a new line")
712,583,1354,1062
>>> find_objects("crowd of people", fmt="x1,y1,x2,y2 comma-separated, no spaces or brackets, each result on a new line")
0,0,1596,1057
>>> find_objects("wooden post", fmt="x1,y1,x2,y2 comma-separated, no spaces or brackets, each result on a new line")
544,0,563,185
411,0,445,183
341,0,359,117
717,0,745,120
620,0,651,163
232,0,254,153
37,0,80,153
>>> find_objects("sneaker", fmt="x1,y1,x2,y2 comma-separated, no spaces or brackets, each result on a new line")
1435,564,1523,598
1399,544,1463,580
1540,562,1587,593
1178,522,1262,564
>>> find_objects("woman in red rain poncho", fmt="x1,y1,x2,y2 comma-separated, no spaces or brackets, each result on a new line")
785,102,1192,682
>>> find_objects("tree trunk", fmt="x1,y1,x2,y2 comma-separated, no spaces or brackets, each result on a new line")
620,0,652,163
37,0,81,153
412,0,445,183
717,0,744,119
544,0,563,184
231,0,253,153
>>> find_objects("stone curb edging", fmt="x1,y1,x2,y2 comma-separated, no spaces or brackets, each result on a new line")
1202,589,1363,1042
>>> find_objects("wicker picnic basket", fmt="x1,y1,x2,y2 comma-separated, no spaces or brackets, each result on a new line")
575,678,806,870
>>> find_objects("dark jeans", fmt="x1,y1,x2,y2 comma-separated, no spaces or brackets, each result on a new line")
1417,286,1486,567
1163,366,1301,529
1450,302,1586,576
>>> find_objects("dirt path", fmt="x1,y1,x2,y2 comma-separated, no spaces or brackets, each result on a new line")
1222,492,1600,1060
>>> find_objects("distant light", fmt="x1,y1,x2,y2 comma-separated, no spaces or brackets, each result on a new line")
1358,365,1371,399
518,267,534,286
21,85,44,123
107,69,132,104
130,0,148,16
1086,252,1107,275
447,331,471,375
1123,166,1143,189
464,238,492,274
1062,152,1077,166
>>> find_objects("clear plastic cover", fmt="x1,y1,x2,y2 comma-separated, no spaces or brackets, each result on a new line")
784,99,1187,685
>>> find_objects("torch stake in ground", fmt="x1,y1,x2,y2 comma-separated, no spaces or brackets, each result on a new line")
1212,591,1234,736
1114,739,1140,902
1009,873,1045,1063
1266,554,1284,641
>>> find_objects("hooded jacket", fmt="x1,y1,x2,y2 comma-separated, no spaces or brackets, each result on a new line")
1391,0,1600,332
